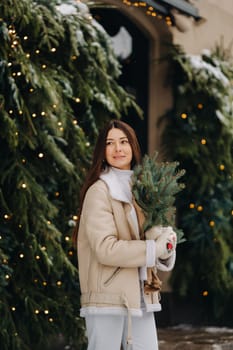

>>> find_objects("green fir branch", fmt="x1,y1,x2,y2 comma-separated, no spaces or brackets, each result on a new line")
132,151,186,242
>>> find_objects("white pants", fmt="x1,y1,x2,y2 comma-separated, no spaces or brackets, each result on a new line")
85,311,158,350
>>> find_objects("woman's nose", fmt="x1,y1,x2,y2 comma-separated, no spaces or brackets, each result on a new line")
115,142,122,151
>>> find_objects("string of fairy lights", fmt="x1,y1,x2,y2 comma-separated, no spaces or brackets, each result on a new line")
180,102,232,244
121,0,173,26
180,106,229,172
1,22,84,329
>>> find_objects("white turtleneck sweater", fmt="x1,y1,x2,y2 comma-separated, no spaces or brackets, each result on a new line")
110,167,133,203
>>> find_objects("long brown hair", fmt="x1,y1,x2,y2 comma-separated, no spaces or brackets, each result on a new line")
72,119,142,244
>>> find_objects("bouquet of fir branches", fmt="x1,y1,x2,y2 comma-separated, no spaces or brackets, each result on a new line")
132,152,186,243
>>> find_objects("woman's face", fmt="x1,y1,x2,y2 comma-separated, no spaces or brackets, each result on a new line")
105,128,133,170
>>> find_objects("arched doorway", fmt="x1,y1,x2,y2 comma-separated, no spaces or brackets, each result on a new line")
91,8,149,154
91,1,173,156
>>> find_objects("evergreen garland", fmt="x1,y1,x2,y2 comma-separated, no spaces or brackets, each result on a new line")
160,43,233,325
0,0,141,349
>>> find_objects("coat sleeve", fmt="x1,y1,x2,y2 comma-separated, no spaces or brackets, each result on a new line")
80,182,147,268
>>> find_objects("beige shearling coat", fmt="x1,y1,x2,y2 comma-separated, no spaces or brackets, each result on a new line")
77,171,168,317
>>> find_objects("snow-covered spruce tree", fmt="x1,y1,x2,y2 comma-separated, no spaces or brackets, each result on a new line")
0,0,141,349
160,44,233,325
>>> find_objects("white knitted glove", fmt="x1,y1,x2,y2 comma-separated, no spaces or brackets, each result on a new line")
159,227,177,260
145,226,177,260
145,225,164,240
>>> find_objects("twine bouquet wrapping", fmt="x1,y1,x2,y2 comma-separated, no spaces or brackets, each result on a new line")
132,152,186,243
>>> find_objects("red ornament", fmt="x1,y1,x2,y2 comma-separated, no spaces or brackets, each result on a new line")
167,242,173,251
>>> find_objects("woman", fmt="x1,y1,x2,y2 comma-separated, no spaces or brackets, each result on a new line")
74,120,176,350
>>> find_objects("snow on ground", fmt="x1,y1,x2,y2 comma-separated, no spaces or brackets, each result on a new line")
158,325,233,349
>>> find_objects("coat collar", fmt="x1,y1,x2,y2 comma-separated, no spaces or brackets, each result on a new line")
100,167,141,240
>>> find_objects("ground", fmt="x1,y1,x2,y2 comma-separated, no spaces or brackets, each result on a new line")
158,326,233,349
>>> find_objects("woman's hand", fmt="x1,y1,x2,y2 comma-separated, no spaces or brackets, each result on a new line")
145,226,177,260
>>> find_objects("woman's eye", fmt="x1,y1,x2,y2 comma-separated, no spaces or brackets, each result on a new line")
106,139,128,146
